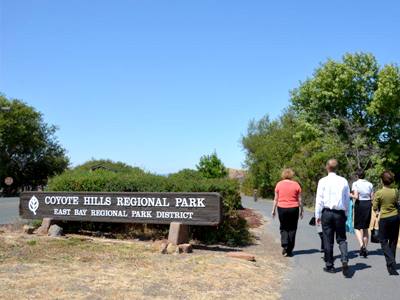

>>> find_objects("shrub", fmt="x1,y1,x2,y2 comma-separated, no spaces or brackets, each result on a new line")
46,160,249,245
191,210,253,246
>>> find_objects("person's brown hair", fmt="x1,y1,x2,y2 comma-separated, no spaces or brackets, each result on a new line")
282,167,295,180
381,171,394,186
326,158,338,172
355,169,365,179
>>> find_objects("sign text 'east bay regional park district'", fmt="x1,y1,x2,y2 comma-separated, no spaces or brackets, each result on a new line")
20,192,222,226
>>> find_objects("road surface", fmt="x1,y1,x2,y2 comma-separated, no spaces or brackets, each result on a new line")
241,195,400,300
0,197,20,224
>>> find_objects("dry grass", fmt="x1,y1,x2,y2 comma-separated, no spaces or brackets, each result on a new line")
0,218,289,299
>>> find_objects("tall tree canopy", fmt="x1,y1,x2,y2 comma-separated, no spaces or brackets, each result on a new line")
241,52,400,204
0,94,70,193
241,108,299,197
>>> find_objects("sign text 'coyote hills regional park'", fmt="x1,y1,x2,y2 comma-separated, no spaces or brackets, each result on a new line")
20,192,222,226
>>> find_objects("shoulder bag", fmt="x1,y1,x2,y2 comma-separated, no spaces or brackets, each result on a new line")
371,219,380,243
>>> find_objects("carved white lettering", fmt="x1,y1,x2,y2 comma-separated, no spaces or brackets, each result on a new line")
90,210,127,217
74,209,87,216
54,208,71,215
156,211,194,219
131,210,152,218
45,196,79,205
84,197,111,206
116,197,170,207
175,198,206,208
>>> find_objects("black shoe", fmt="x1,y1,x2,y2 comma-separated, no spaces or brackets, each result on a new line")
360,246,367,258
323,267,336,274
342,261,349,276
282,247,287,256
387,263,397,275
363,249,368,258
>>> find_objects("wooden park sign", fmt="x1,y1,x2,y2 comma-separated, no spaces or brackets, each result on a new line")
20,191,222,226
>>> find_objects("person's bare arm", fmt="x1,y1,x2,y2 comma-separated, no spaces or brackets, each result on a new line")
271,192,278,218
350,190,359,199
298,193,304,219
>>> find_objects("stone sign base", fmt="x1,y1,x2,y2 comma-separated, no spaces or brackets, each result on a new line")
167,222,189,245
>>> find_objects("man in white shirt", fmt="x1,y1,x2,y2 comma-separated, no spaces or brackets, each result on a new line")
316,158,350,276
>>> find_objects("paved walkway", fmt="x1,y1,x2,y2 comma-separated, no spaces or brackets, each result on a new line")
241,195,400,300
0,197,20,225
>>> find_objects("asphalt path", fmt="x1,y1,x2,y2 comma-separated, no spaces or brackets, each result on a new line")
0,197,20,225
241,195,400,300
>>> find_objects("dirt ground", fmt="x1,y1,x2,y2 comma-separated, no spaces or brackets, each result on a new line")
0,209,290,299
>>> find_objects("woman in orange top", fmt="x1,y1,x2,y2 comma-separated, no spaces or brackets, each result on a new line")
271,167,304,256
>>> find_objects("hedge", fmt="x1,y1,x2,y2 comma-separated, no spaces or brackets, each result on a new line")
46,162,251,245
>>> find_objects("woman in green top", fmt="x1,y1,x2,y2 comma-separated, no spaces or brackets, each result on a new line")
373,171,399,275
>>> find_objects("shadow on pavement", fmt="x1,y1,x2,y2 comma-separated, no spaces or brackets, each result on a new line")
332,249,380,260
333,250,359,260
366,249,384,256
336,263,372,278
291,249,320,256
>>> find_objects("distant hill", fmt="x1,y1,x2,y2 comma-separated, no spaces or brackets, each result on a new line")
228,168,246,182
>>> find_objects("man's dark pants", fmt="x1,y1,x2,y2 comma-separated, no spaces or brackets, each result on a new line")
321,208,348,268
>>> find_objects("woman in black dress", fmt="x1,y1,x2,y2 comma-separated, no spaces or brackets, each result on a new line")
350,169,374,257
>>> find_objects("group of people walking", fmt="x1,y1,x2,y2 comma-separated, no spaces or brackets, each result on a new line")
271,158,399,275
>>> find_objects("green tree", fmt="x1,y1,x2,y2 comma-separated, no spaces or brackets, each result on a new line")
241,52,400,203
196,151,228,179
241,108,300,198
290,52,400,181
367,63,400,172
288,136,346,205
0,94,70,194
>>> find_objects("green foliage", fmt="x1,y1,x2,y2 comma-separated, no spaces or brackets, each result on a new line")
0,94,70,194
288,136,346,206
167,169,203,181
290,52,399,179
73,158,144,175
190,209,252,246
31,220,43,229
240,174,256,196
241,108,300,198
241,52,400,204
47,159,247,245
196,151,228,179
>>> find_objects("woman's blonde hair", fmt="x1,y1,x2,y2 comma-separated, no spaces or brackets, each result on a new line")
282,167,295,180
